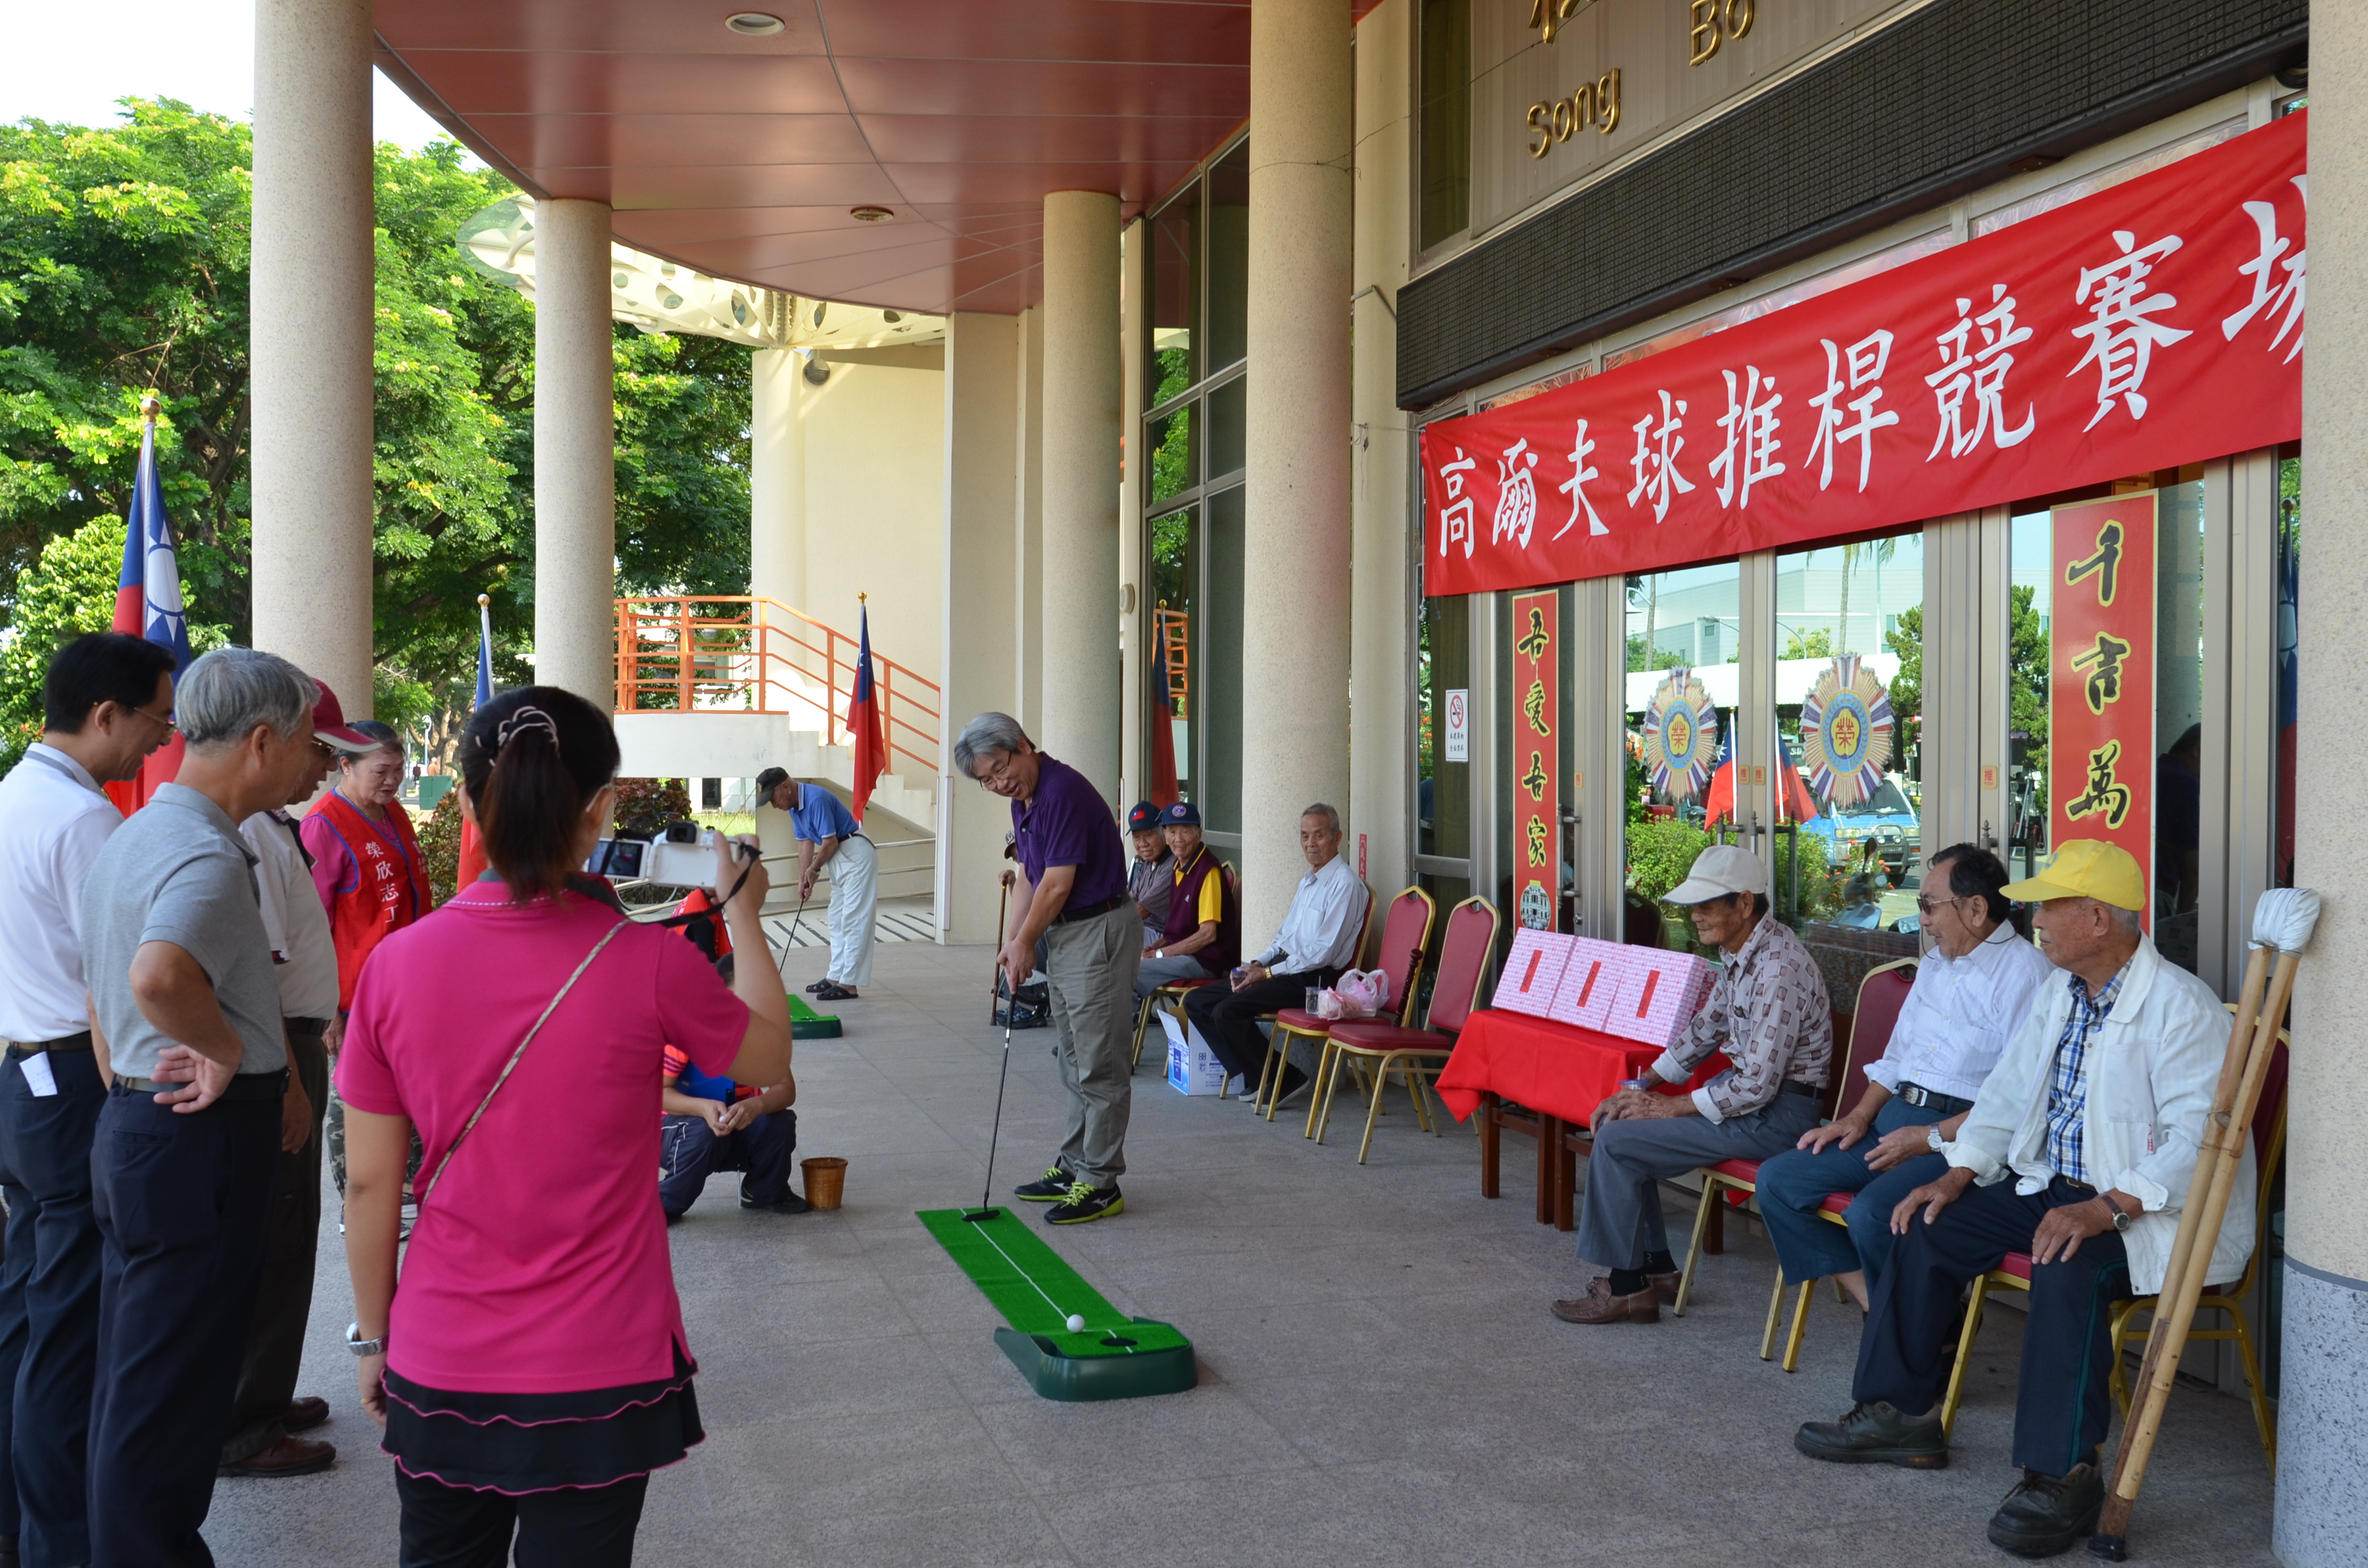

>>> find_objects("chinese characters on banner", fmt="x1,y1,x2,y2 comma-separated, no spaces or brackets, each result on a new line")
1420,113,2307,595
1511,590,1558,930
2050,493,2157,925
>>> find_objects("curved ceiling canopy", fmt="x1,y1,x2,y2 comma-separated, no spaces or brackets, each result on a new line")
377,0,1367,316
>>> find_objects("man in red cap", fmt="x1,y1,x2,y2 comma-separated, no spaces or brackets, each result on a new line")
218,680,376,1480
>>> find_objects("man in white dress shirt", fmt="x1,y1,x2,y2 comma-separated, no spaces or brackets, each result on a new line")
1756,844,2051,1309
1184,804,1367,1106
0,631,176,1568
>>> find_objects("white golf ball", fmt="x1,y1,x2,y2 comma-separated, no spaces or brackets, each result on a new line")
1065,1314,1087,1333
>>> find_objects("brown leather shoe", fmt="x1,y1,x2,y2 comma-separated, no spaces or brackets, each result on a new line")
1550,1278,1660,1324
1648,1270,1682,1304
218,1435,336,1478
283,1396,330,1433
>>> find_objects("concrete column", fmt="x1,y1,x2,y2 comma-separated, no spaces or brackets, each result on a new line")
250,0,374,714
532,199,617,712
939,314,1023,943
1349,0,1413,907
1014,306,1047,739
2278,20,2368,1563
1039,190,1124,804
1118,220,1147,808
750,347,808,614
1243,0,1354,936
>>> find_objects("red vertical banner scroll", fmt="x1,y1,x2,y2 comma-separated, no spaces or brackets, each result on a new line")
1510,589,1559,931
2049,493,2157,924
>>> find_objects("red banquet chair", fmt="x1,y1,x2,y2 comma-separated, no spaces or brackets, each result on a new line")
1672,957,1917,1323
1257,885,1435,1130
1313,896,1501,1164
1242,883,1379,1119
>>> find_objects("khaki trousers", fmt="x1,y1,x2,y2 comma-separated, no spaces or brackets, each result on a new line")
1042,904,1140,1190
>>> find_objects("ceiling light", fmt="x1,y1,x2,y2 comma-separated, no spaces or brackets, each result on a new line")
725,12,785,36
882,309,901,323
850,206,894,223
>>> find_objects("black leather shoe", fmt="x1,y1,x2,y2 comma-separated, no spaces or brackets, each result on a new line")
283,1395,331,1433
1013,1166,1072,1201
744,1189,812,1214
1986,1464,2105,1556
1793,1401,1948,1469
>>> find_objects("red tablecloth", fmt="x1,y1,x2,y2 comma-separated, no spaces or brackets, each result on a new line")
1434,1009,1725,1126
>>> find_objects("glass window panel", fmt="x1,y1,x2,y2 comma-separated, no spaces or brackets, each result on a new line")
1772,535,1925,981
1149,505,1198,799
1203,486,1246,839
1418,0,1471,250
1147,186,1199,405
2009,509,2053,884
1149,400,1197,505
1623,564,1739,951
1206,143,1250,373
1418,593,1471,860
1206,377,1245,482
2276,451,2299,890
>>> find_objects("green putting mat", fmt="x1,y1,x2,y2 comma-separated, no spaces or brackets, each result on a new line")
917,1207,1197,1401
788,993,841,1038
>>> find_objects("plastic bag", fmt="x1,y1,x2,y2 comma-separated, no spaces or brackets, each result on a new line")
1319,968,1388,1020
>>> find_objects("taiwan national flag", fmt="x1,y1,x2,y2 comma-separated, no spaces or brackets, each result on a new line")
455,596,495,892
105,416,195,816
1148,617,1180,808
1703,719,1736,826
845,601,884,822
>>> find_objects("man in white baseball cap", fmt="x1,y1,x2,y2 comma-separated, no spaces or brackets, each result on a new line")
1553,842,1834,1325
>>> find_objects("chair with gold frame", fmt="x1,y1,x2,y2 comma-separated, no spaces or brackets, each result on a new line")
1313,896,1500,1164
1239,883,1378,1118
1251,886,1433,1128
1934,1009,2286,1469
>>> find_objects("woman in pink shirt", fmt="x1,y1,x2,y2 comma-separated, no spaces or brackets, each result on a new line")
337,687,791,1564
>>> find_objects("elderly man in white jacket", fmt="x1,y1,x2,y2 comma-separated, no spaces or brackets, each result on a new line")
1794,840,2249,1560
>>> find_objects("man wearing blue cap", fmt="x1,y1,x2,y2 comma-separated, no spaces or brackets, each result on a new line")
1133,801,1238,1002
1125,800,1175,950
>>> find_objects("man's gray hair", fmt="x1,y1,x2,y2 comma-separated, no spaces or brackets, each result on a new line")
2107,901,2144,935
1301,802,1341,833
176,647,316,751
953,711,1030,778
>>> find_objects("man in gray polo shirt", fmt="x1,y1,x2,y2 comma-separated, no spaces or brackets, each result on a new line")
77,647,325,1568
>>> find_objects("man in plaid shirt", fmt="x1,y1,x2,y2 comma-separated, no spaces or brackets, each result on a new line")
1797,841,2245,1559
1555,844,1832,1326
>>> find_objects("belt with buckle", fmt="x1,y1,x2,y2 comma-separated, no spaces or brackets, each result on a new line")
1779,1079,1822,1098
5,1031,92,1054
114,1069,290,1102
1898,1081,1973,1116
1051,894,1126,926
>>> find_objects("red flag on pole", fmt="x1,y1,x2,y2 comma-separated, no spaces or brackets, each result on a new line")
105,403,193,817
455,594,497,892
845,598,885,822
1148,613,1179,808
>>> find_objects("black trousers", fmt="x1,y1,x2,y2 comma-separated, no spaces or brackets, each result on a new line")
1852,1173,2131,1476
0,1045,108,1567
657,1107,796,1217
222,1027,330,1464
397,1469,649,1568
1183,968,1343,1086
88,1084,281,1568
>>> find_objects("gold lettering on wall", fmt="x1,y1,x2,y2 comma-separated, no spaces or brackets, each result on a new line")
1525,67,1622,158
1526,0,1594,46
1688,0,1755,65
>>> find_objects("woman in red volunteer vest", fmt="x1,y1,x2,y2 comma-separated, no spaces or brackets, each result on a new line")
304,720,436,1011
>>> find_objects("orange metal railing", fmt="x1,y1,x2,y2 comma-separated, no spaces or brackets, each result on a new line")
613,596,941,780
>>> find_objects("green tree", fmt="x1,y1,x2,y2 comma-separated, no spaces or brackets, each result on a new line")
1782,626,1834,661
2008,582,2048,778
1885,603,1923,735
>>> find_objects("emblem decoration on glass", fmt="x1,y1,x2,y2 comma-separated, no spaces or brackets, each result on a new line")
1643,667,1719,804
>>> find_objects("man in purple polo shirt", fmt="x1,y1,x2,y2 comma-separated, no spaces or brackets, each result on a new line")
955,712,1137,1224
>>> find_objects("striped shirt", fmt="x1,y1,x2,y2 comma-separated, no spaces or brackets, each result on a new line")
2041,965,2127,1187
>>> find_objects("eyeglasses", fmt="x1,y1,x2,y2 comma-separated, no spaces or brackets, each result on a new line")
310,739,340,762
127,705,176,735
973,753,1019,790
1915,893,1966,915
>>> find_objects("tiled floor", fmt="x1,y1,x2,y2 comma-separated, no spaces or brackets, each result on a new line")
208,942,2278,1565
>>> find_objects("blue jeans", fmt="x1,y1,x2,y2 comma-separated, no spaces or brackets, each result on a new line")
1755,1097,1949,1284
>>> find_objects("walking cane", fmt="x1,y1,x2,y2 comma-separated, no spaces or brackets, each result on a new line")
991,874,1011,1025
2089,888,2319,1562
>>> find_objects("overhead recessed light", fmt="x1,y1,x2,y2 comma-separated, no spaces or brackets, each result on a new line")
725,12,785,36
882,309,901,323
850,206,894,223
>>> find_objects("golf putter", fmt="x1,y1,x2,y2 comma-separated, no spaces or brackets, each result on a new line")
967,958,1017,1224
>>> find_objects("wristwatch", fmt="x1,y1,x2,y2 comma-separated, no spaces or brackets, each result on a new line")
1925,1125,1946,1153
345,1322,388,1358
2100,1192,2134,1233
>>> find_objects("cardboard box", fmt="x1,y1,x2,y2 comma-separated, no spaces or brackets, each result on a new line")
1609,950,1712,1049
1492,928,1575,1017
1548,939,1630,1033
1160,1009,1229,1095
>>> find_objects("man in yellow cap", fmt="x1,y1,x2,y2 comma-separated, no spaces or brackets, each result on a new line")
1793,839,2253,1559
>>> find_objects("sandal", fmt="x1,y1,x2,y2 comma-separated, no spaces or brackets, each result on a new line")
814,982,859,1002
803,980,832,994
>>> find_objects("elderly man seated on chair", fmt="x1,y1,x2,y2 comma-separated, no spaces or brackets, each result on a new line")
1755,844,2050,1311
1553,843,1832,1326
1132,800,1238,1001
1795,840,2248,1560
1184,803,1365,1106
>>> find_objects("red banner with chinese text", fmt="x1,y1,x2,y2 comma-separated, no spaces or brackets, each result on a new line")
1511,589,1559,930
2050,493,2157,924
1420,113,2306,596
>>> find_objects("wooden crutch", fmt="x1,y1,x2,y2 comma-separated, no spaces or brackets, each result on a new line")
2089,888,2319,1562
